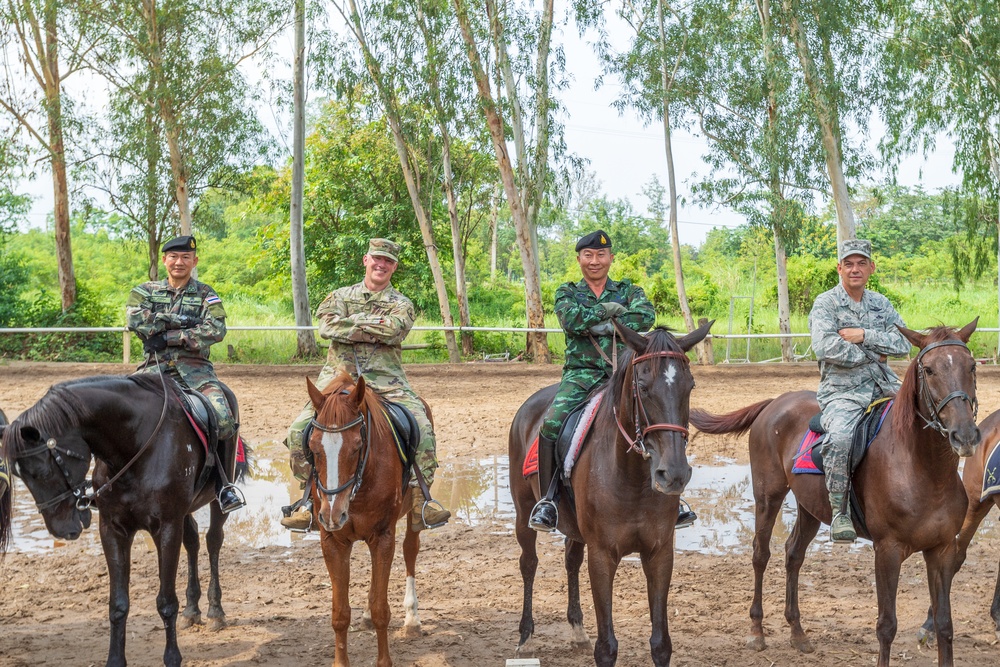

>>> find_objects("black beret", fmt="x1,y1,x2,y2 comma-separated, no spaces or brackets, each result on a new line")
161,235,197,253
575,230,612,252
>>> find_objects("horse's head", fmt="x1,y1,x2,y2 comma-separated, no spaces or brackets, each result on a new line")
305,374,378,532
611,318,714,496
3,424,93,541
896,318,981,457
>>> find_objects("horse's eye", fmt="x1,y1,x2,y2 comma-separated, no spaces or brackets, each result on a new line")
925,367,934,376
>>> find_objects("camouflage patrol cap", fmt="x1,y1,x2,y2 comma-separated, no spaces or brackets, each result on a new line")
162,235,197,253
839,238,873,261
575,229,613,252
367,238,400,263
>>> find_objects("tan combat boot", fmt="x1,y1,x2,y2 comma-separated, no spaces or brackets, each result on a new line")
410,486,451,531
829,492,856,543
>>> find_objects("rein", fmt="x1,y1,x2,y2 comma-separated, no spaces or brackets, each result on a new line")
614,349,691,459
915,339,978,435
310,409,372,502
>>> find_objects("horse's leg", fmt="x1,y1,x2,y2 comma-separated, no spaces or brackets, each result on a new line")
514,509,539,657
322,536,354,667
747,486,787,651
367,530,397,667
588,548,621,667
873,543,905,667
401,524,422,637
180,514,202,628
991,546,1000,641
923,543,958,667
205,502,229,630
784,507,820,653
565,538,591,649
100,523,136,667
152,521,186,667
639,545,674,667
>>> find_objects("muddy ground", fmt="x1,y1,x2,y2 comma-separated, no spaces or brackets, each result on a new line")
2,360,1000,666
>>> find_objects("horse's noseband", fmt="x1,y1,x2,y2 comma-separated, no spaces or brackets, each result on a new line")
614,350,691,459
309,410,371,502
915,339,978,435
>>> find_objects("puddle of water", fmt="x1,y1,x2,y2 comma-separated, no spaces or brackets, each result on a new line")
9,453,1000,557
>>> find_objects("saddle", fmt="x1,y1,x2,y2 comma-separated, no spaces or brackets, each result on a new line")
981,438,1000,501
522,391,604,481
171,381,241,494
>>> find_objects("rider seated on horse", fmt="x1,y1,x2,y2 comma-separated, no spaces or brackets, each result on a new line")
126,235,244,514
280,238,450,532
529,229,697,532
808,238,911,542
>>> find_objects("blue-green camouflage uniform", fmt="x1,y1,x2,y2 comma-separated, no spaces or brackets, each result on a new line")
540,278,657,442
809,283,910,494
285,281,436,483
126,279,234,440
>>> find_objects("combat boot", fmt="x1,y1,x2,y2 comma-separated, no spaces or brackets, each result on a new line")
676,497,697,529
410,486,451,531
829,492,856,543
528,435,559,532
280,499,314,531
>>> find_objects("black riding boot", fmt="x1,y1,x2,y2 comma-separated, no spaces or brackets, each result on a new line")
215,439,246,515
529,436,559,532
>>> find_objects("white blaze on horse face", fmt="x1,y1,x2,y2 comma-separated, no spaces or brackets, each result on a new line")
663,363,678,386
321,431,344,491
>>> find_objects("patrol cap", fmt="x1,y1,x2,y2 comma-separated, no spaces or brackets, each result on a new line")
839,238,873,262
367,238,400,263
575,230,613,252
162,235,197,253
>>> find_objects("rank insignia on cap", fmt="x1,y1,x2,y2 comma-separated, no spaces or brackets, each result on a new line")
575,229,613,252
161,235,197,253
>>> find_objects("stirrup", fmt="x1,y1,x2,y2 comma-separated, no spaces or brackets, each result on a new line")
676,498,696,529
218,484,246,515
280,500,314,532
528,498,558,533
415,497,449,530
830,512,857,543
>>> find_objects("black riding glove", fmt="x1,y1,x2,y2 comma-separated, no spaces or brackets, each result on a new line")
598,302,627,320
177,315,202,329
143,333,168,354
588,321,615,336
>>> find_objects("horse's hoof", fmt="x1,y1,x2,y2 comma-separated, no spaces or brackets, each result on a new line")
179,613,201,629
746,635,766,652
994,627,1000,643
401,624,422,638
569,624,591,650
515,640,535,658
917,627,935,646
207,616,227,632
790,636,814,654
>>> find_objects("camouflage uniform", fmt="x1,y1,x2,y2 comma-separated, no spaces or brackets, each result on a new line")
809,282,910,493
285,281,436,483
126,279,234,440
540,278,657,442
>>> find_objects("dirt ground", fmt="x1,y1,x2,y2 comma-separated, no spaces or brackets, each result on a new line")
2,360,1000,667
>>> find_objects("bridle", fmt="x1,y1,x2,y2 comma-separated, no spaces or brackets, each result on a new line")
309,408,372,503
614,349,691,459
915,339,978,435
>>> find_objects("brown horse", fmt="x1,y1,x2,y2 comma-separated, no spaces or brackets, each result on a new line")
303,373,422,667
509,319,713,667
690,321,981,667
919,407,1000,642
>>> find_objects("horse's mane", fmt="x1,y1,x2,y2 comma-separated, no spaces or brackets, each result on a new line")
607,327,685,408
317,373,393,444
891,326,957,441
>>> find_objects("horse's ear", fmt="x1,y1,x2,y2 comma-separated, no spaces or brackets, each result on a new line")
956,316,979,344
19,425,41,443
306,377,325,412
677,319,714,352
611,317,648,352
349,375,367,408
896,324,926,350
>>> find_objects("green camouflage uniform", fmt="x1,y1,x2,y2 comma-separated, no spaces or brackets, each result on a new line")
540,278,657,442
809,282,910,493
286,281,435,483
126,279,234,440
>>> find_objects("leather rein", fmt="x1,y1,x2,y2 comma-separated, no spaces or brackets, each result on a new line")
613,349,691,459
309,408,372,502
915,339,978,435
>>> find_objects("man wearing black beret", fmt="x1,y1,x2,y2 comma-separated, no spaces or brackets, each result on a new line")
126,235,244,514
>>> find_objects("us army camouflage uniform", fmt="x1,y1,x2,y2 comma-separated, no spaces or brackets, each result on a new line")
286,281,436,484
540,278,657,442
809,283,910,493
126,279,234,440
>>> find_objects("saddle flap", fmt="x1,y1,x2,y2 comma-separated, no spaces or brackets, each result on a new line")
176,388,218,449
382,400,418,488
981,439,1000,501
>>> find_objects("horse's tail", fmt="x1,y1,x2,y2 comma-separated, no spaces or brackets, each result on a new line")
691,399,773,436
235,438,253,484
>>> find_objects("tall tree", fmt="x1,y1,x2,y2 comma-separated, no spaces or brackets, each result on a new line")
0,0,85,310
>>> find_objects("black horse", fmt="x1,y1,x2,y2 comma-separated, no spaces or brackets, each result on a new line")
0,374,248,667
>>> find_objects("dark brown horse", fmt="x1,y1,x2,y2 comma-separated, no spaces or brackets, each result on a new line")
0,374,248,667
690,321,981,667
303,373,422,667
509,320,713,667
918,407,1000,643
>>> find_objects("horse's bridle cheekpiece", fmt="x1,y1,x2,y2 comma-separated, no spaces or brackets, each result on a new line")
309,409,372,502
915,339,978,435
614,350,691,459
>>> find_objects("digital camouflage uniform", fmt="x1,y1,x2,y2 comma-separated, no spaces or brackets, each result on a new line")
809,282,910,494
126,279,234,439
540,278,657,442
285,281,436,484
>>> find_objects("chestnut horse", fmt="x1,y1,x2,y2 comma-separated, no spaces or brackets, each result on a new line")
509,319,713,667
303,373,423,667
690,321,981,667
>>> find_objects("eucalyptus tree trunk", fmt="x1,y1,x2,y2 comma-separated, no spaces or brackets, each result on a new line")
783,0,855,250
290,0,317,357
143,78,161,280
489,184,499,280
